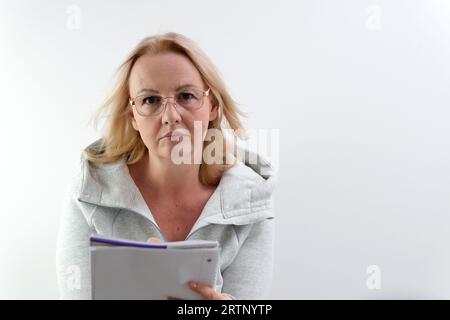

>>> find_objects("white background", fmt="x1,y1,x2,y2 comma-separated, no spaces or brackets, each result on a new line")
0,0,449,299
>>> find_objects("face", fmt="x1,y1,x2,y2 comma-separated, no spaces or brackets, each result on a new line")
128,52,218,162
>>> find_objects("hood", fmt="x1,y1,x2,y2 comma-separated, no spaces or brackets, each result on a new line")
77,142,277,234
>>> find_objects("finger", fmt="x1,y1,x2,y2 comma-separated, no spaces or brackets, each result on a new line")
188,281,222,300
147,237,162,243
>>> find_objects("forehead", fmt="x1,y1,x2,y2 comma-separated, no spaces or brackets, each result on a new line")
128,52,205,95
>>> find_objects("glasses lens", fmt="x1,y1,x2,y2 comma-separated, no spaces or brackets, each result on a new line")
136,95,163,116
175,88,203,110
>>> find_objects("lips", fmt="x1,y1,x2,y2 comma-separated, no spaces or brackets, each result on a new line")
161,131,188,140
162,131,174,139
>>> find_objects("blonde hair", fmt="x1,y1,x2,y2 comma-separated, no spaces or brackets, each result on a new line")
83,32,248,186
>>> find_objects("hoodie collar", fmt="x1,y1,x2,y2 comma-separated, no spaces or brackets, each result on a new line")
77,148,276,232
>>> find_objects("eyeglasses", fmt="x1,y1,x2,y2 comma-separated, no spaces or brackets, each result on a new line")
129,87,210,117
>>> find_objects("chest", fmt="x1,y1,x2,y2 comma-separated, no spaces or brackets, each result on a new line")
151,206,199,242
141,193,213,242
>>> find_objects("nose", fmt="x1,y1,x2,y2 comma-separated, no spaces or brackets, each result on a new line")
161,99,181,126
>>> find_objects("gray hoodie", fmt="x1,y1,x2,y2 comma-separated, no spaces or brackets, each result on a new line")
56,145,277,300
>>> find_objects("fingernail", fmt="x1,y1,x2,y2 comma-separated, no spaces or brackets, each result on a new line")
190,282,197,288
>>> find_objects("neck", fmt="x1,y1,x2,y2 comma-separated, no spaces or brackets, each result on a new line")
139,150,204,198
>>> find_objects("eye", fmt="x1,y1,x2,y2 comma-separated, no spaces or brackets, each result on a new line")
142,96,161,105
178,92,197,101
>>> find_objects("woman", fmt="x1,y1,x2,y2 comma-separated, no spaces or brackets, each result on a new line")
56,32,276,300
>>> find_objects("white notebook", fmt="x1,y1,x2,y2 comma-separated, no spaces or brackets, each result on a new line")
89,234,220,300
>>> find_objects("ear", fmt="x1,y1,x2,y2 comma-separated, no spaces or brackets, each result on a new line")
209,103,218,122
129,109,139,131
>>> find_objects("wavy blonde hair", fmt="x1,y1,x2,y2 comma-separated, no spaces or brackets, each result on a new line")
83,32,248,186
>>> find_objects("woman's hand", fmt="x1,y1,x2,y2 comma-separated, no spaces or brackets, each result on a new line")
147,237,163,244
183,281,234,300
146,237,235,300
166,282,234,300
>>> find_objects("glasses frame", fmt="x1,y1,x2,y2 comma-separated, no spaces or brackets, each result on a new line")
129,87,211,117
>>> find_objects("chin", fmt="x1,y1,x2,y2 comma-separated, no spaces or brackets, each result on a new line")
155,147,171,157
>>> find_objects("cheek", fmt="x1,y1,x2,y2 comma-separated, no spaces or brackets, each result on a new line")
134,117,160,142
184,114,210,139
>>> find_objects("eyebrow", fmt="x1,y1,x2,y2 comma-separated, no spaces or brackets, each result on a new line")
136,83,198,95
